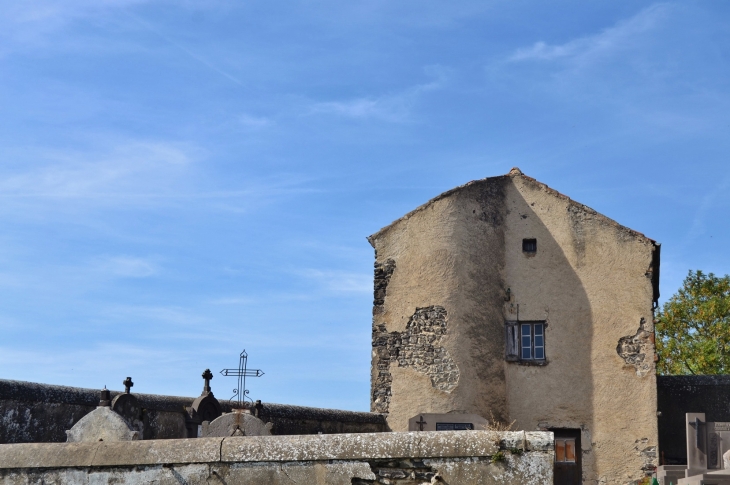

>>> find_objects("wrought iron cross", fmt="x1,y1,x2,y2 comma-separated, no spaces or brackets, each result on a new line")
220,349,264,405
123,377,133,394
416,416,427,431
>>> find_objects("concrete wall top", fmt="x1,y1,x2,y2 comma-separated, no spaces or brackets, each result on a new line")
0,430,553,469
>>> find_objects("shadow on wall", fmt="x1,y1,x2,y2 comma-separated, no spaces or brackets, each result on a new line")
505,184,594,481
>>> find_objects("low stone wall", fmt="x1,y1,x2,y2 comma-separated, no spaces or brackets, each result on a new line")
0,430,554,484
657,375,730,465
0,379,387,443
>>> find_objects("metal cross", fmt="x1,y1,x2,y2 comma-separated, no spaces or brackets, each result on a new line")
416,416,427,431
202,369,213,395
123,377,133,394
220,349,264,405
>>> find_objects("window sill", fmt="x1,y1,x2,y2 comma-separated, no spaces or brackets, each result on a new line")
509,359,548,366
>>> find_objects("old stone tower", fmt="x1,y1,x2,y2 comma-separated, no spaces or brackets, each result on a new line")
368,168,660,483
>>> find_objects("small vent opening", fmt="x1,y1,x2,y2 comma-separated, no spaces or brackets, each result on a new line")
523,238,537,253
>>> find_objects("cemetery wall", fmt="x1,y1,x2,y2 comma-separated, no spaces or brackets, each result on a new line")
0,379,387,444
0,430,554,485
657,375,730,465
369,169,660,483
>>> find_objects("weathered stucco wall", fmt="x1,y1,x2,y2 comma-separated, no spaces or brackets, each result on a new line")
0,430,554,485
369,177,509,428
369,170,659,484
0,379,387,444
504,175,659,484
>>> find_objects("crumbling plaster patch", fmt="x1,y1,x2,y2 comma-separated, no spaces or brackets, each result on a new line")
616,318,654,377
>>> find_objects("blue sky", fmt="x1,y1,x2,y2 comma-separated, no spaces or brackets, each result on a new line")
1,1,729,411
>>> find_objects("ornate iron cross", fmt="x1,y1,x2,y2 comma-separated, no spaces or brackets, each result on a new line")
220,349,264,405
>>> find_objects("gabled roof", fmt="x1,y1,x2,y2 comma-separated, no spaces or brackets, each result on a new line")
367,168,660,303
368,167,656,245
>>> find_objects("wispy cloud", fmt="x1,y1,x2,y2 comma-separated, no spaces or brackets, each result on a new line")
0,140,192,200
509,3,670,64
0,140,316,217
239,114,273,128
0,0,146,54
101,304,211,327
209,296,257,305
300,269,371,294
95,256,159,278
308,66,449,122
683,174,730,247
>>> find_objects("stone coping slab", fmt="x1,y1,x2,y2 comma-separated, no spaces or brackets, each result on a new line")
0,431,552,469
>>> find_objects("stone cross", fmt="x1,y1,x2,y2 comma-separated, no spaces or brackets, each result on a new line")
416,416,427,431
123,377,134,394
202,369,213,395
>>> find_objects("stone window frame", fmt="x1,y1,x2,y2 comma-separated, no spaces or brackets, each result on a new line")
505,320,548,365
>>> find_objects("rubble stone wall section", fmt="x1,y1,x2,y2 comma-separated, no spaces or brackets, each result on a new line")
0,430,554,485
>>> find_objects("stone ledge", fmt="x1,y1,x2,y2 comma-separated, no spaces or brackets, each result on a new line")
0,431,553,470
0,442,98,469
221,431,500,462
0,438,224,469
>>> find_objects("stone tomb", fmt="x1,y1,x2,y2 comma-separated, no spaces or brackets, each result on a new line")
685,413,730,474
110,377,144,436
66,388,139,443
201,409,273,437
666,413,730,485
407,413,487,432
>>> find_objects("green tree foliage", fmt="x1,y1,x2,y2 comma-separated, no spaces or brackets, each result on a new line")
656,270,730,375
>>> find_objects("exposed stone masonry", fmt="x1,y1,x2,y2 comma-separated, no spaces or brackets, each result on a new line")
372,306,460,414
373,258,396,314
351,458,439,485
616,318,654,377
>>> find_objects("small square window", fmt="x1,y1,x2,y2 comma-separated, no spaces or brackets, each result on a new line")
523,238,537,253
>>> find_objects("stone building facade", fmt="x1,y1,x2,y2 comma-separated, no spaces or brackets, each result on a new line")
369,168,661,484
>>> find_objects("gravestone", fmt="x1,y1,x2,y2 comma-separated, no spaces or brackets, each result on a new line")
111,377,144,435
66,388,140,442
201,409,273,437
407,413,487,432
191,369,222,422
685,413,730,474
187,369,223,437
670,413,730,485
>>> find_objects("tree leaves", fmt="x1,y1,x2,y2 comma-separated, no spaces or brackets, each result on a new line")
656,270,730,375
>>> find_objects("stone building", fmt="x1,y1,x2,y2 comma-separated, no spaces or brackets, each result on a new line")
369,168,661,484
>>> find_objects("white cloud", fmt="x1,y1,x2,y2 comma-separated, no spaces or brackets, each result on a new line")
0,140,193,200
509,3,670,64
301,269,371,294
239,114,273,128
308,66,449,122
209,296,257,305
97,256,159,278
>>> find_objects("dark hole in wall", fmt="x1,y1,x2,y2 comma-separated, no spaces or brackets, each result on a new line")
523,238,537,253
